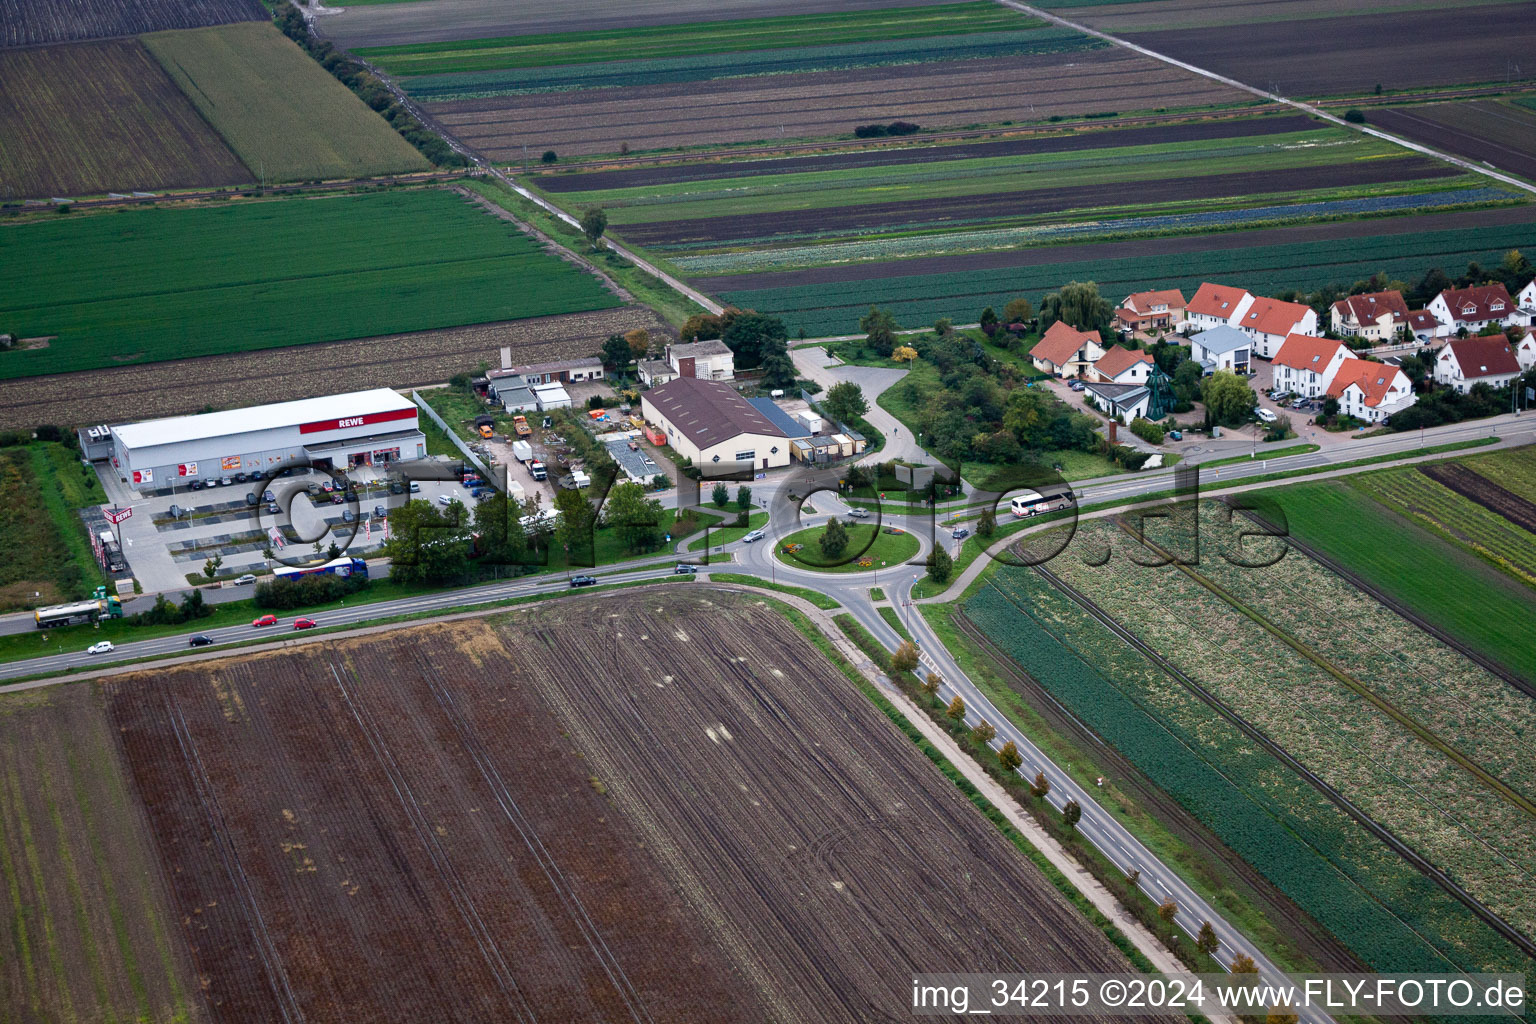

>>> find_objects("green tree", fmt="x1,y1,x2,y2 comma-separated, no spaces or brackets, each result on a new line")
602,333,633,370
998,741,1023,773
580,206,608,248
970,720,996,745
979,305,999,336
1158,896,1178,923
203,554,223,581
1062,799,1081,829
721,311,788,369
1039,280,1114,337
819,516,849,558
859,306,900,357
711,481,730,507
1002,297,1034,325
735,485,752,511
605,481,664,553
758,342,797,390
823,381,868,425
945,694,966,722
1201,370,1258,426
553,487,597,565
1003,387,1053,449
1196,921,1219,957
921,671,941,696
541,150,557,164
473,492,531,566
977,507,996,538
892,640,920,674
1029,770,1049,799
384,498,473,584
927,544,952,584
1343,108,1365,123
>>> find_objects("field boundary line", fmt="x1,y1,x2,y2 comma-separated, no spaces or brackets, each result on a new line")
988,0,1536,198
1008,562,1531,962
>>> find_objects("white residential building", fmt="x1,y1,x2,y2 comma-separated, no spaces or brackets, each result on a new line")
1188,325,1252,374
1330,290,1411,343
1233,296,1318,358
1428,284,1526,334
1327,359,1416,424
1091,345,1154,385
667,339,736,381
1272,334,1351,397
1434,336,1522,393
1031,321,1106,378
1184,283,1254,332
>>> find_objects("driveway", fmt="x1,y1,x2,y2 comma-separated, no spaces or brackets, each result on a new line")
791,347,928,464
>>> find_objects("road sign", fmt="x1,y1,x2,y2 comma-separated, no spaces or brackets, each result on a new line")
104,506,132,524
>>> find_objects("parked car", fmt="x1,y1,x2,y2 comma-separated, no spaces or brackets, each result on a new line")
168,504,182,518
87,640,115,654
267,502,281,514
233,472,246,483
389,481,404,494
741,529,766,543
1255,408,1278,424
322,479,334,492
409,482,421,493
1167,429,1183,441
263,490,276,502
252,614,277,627
342,509,355,522
374,506,387,519
569,575,598,587
437,494,454,507
189,479,204,491
245,492,258,506
204,478,219,488
1069,380,1086,391
846,507,870,519
331,493,344,505
220,477,233,486
952,526,970,540
249,470,264,481
673,563,698,575
188,634,214,647
234,574,257,585
292,617,317,630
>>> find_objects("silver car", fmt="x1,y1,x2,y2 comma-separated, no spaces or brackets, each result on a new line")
741,529,765,544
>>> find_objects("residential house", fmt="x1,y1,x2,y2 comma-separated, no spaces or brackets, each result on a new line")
1082,381,1150,423
641,376,791,470
1434,336,1522,393
1233,296,1318,358
1405,309,1446,343
1113,289,1186,332
485,370,537,413
1184,283,1254,332
1429,284,1526,335
516,356,605,385
1272,334,1350,398
667,339,735,381
1330,290,1411,343
1188,325,1252,374
1031,321,1105,378
1514,327,1536,371
1327,359,1416,424
1092,345,1154,385
1518,279,1536,311
637,359,677,387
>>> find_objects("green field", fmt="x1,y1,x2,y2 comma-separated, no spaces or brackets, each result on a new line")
358,2,1040,76
143,22,429,181
0,189,620,379
776,520,921,572
1267,477,1536,684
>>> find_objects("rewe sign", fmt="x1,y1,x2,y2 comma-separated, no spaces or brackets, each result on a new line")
298,408,416,434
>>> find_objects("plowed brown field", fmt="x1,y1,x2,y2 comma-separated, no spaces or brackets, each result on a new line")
91,594,1158,1022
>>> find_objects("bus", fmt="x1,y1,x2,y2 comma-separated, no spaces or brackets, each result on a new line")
1009,484,1075,518
35,595,123,629
271,557,369,583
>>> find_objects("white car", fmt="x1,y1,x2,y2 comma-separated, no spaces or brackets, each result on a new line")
845,507,870,519
86,641,115,655
437,494,454,507
1255,408,1278,424
741,529,766,543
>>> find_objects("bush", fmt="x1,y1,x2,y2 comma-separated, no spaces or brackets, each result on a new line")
1344,109,1366,123
853,120,921,138
1129,417,1164,445
254,573,368,611
541,150,558,163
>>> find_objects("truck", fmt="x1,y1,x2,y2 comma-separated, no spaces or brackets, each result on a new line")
512,415,531,437
511,440,534,463
570,469,591,489
35,588,123,629
96,530,126,572
529,459,547,481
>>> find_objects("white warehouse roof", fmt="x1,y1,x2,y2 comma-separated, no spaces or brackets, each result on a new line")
112,388,416,450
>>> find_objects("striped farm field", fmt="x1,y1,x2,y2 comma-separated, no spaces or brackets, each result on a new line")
142,22,429,181
0,189,620,379
0,39,249,199
1457,443,1536,504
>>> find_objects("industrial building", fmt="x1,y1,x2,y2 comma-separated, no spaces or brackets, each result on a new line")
105,389,426,491
641,377,790,470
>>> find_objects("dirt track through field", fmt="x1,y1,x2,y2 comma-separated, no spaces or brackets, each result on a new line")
1423,463,1536,536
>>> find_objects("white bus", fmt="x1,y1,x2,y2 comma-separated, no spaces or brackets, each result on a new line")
1009,486,1074,518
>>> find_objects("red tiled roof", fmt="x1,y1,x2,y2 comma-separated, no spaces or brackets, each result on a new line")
1439,283,1514,322
1237,296,1313,337
1033,320,1101,367
1405,310,1439,330
1093,345,1153,379
1273,333,1346,371
1121,289,1186,313
1327,358,1409,407
1445,336,1521,379
1331,290,1409,327
1187,282,1250,319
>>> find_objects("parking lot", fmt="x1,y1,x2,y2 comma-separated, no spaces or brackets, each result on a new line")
97,459,480,592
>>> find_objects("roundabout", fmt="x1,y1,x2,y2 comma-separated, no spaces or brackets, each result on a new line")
773,518,923,574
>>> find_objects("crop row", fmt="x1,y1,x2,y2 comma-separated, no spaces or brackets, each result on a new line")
1353,468,1536,584
1459,446,1536,504
1048,518,1536,940
965,571,1527,977
403,29,1099,99
673,186,1507,275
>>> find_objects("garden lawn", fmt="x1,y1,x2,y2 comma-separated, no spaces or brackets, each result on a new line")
0,189,620,379
685,510,768,552
1268,479,1536,684
776,521,920,572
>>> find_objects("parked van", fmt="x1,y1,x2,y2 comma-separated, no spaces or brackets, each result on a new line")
1255,408,1278,424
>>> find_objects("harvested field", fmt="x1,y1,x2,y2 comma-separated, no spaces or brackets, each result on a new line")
429,48,1248,158
1039,0,1500,31
0,40,249,200
0,188,621,380
0,0,261,48
616,157,1459,247
325,0,965,49
1122,6,1536,96
0,685,201,1023
100,600,1152,1022
1368,102,1536,183
0,307,668,431
531,113,1318,192
142,23,429,182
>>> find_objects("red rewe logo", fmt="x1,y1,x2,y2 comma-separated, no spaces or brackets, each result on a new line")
299,408,416,434
338,417,365,428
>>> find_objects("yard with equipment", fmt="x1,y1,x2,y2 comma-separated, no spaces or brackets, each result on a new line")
0,189,621,379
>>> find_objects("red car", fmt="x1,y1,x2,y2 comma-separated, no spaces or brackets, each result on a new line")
293,617,317,630
252,614,278,627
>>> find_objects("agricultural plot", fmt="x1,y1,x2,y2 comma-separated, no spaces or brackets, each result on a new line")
0,0,260,48
0,40,248,200
142,23,429,182
1456,444,1536,504
1038,0,1514,29
98,600,1152,1021
1368,102,1536,183
1043,513,1536,941
965,568,1529,980
0,188,621,380
703,207,1536,336
0,307,668,431
0,686,200,1023
1269,479,1536,684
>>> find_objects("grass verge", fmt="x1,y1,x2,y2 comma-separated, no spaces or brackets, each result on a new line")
703,572,841,610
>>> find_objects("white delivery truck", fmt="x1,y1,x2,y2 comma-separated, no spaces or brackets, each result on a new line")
511,440,534,463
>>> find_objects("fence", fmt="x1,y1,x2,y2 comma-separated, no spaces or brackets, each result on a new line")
410,390,493,482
